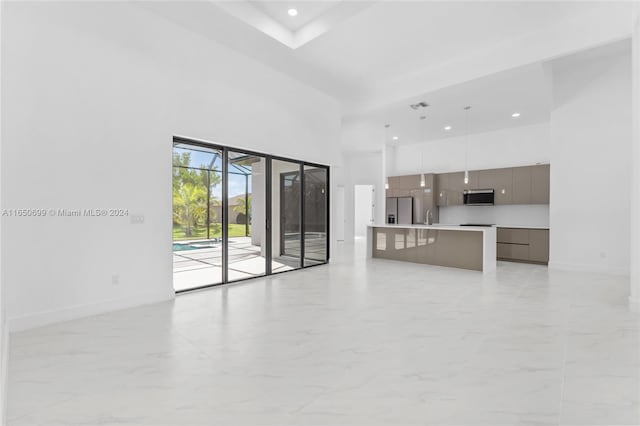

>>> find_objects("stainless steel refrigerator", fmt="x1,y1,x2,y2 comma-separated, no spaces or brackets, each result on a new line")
386,197,413,224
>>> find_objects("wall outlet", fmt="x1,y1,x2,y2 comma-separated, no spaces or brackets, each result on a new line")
130,215,145,224
112,274,120,285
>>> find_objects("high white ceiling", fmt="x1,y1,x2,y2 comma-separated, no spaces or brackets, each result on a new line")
249,1,341,31
341,38,631,151
143,1,632,110
213,0,373,49
140,1,633,151
365,63,552,146
293,2,581,95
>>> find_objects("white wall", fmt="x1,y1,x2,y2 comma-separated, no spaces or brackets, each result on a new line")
1,2,341,331
549,43,631,275
353,185,374,238
439,205,549,228
341,151,384,241
335,186,345,241
392,123,550,175
630,3,640,302
0,0,6,421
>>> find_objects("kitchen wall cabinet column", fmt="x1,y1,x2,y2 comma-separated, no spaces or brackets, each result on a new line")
631,2,640,304
436,173,448,206
531,164,550,204
512,166,532,204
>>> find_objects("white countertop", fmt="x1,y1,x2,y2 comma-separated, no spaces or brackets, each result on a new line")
367,224,495,232
368,224,549,231
494,225,550,230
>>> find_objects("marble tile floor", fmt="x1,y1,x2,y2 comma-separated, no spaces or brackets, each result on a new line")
7,241,640,425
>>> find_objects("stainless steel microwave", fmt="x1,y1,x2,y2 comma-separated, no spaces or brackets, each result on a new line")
463,189,494,205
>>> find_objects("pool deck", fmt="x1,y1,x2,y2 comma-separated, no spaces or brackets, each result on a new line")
173,237,292,291
173,236,327,291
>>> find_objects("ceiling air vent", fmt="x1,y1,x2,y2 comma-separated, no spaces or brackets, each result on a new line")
410,101,429,110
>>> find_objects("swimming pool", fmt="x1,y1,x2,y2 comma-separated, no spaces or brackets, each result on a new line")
173,239,220,252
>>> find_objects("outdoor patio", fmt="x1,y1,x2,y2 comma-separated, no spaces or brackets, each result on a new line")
173,235,327,291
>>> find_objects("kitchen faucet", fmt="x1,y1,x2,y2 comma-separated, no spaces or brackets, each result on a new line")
425,209,433,225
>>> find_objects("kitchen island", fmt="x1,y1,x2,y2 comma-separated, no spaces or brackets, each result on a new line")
366,224,497,273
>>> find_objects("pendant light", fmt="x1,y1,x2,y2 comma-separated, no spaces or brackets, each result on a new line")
384,124,390,189
464,106,471,185
419,115,426,187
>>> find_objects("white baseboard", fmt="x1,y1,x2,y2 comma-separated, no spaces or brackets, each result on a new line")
8,290,174,333
548,261,630,276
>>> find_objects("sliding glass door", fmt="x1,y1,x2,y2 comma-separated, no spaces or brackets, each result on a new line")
303,165,328,266
226,151,267,282
172,138,329,292
272,160,302,273
172,143,223,291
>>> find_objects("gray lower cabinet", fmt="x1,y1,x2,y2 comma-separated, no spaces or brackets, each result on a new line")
496,227,549,264
528,229,550,263
497,242,529,260
496,227,529,244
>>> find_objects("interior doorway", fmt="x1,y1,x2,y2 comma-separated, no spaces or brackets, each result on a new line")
354,184,374,239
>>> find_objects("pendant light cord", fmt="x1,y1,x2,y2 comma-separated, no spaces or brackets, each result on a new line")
420,115,426,174
465,106,470,172
464,106,471,182
384,124,390,189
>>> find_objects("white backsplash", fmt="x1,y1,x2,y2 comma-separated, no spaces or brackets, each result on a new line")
438,204,550,228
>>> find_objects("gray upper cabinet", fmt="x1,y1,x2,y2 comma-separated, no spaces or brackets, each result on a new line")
478,168,513,205
453,170,479,191
388,174,438,223
512,166,533,205
436,173,448,206
448,172,463,192
510,164,549,205
447,172,465,205
388,174,420,197
423,164,549,208
531,164,550,204
469,171,480,189
388,175,420,190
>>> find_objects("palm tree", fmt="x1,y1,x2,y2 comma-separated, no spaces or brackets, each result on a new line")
173,182,207,237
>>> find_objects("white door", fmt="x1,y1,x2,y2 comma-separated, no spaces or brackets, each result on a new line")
354,185,374,238
335,186,345,241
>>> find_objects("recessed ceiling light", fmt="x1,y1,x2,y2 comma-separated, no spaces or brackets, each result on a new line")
444,126,452,131
511,112,521,118
287,8,298,16
392,136,399,140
